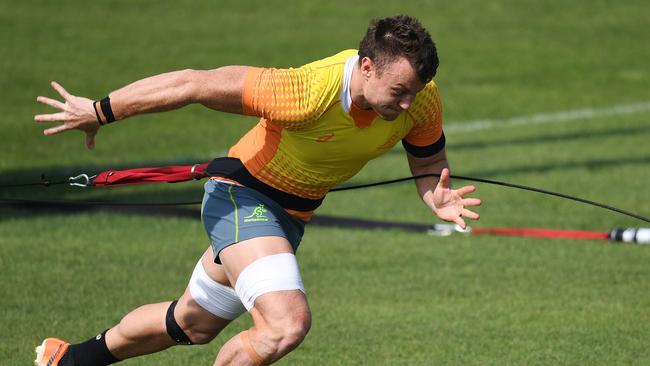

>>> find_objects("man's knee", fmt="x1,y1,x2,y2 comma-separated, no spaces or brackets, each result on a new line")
246,309,311,362
257,292,312,353
271,310,311,352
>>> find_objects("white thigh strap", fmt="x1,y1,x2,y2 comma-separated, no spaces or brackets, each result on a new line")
188,260,246,320
235,253,305,311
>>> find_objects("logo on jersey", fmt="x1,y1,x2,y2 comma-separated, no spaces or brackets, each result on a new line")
316,132,335,142
244,203,269,222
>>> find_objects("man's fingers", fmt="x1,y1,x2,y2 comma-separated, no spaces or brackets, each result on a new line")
455,185,476,197
44,124,72,136
35,112,67,122
438,168,450,188
51,81,71,100
36,96,66,110
454,216,467,229
461,208,480,220
462,197,482,207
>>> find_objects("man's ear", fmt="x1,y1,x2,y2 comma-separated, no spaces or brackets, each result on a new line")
360,56,375,79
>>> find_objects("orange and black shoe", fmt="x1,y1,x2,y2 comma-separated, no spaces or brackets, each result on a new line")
35,338,70,366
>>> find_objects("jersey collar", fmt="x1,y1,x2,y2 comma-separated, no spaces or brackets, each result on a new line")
341,54,378,128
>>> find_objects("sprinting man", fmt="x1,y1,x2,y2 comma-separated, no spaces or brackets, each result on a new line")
34,15,481,366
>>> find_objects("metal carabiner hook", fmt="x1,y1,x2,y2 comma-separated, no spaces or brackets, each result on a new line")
68,174,95,187
427,224,472,236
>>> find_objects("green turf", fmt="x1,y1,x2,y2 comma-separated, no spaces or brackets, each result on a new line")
1,0,649,365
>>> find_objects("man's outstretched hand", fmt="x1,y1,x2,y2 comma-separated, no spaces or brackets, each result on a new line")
35,81,99,149
431,168,481,229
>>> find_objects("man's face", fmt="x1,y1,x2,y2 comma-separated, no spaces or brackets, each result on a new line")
361,56,426,121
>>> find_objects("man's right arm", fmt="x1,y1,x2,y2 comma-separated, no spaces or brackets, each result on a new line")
109,66,247,118
35,66,249,149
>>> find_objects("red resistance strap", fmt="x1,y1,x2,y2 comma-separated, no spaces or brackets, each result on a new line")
92,163,209,187
471,227,609,240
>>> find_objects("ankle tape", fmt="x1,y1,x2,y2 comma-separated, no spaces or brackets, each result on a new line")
240,330,265,365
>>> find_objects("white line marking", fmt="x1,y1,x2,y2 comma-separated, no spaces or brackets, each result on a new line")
445,100,650,133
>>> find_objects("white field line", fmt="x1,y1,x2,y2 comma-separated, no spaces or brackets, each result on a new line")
445,100,650,134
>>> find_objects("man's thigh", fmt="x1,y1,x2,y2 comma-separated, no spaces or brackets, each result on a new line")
219,235,297,285
219,236,308,316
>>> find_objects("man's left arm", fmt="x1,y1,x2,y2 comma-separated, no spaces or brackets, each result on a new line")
406,147,481,229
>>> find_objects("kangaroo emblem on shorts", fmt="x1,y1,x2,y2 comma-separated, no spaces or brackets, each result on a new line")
244,203,269,222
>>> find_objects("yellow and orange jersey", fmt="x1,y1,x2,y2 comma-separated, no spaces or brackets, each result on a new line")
226,49,444,220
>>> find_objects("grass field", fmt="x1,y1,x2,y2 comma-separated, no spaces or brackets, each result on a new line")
1,0,649,365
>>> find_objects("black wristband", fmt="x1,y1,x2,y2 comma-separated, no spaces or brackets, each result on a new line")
100,97,116,123
92,101,105,126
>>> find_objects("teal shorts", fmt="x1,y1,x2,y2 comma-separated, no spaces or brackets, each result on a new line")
201,179,306,264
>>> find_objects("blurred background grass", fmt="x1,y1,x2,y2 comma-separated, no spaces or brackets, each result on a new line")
1,0,649,365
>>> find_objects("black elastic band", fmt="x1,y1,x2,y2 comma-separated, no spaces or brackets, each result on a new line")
165,300,194,345
402,132,446,158
206,157,324,212
100,97,116,123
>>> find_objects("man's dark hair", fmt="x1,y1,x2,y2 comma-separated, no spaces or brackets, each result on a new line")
358,15,438,83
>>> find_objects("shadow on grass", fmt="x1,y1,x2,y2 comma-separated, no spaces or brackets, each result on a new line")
460,155,650,180
338,154,650,189
386,124,650,156
1,201,430,234
448,124,650,151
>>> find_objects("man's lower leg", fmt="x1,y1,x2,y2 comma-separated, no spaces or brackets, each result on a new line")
56,302,178,366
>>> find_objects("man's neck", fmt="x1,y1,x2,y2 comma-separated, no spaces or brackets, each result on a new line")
350,63,371,110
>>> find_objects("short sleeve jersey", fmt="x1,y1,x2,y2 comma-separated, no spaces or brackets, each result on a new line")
228,49,444,214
